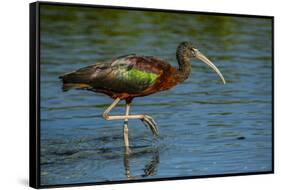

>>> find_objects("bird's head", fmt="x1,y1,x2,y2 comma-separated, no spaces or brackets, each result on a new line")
177,41,226,84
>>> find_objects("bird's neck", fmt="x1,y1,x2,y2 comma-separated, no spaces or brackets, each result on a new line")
176,52,191,83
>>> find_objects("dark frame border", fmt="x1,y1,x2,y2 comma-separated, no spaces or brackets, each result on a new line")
29,1,274,189
30,2,40,188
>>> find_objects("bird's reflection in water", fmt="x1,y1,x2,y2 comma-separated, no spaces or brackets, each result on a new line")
123,146,160,179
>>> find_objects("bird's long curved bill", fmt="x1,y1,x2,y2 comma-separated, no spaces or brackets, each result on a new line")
194,49,226,84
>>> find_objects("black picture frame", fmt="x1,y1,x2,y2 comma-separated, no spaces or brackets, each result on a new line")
29,1,274,188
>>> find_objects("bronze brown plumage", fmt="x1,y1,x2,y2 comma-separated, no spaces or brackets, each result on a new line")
59,42,226,150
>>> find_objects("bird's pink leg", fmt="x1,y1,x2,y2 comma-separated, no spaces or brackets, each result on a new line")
124,103,130,150
102,98,159,137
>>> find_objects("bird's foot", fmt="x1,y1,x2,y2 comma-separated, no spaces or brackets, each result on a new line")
141,115,159,137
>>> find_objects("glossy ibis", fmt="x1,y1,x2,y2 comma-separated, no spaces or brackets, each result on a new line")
59,42,226,149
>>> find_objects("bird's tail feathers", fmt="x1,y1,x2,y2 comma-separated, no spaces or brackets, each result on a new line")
61,83,91,91
59,72,91,92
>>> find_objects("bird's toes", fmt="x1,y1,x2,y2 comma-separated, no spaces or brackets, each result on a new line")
141,115,159,137
145,115,158,127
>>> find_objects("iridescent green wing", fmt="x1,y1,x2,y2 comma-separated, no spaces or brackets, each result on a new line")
104,55,161,93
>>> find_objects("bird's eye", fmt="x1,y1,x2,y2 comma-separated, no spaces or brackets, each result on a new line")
190,49,196,57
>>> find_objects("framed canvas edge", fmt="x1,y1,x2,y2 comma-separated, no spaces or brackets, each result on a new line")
29,1,275,189
30,1,41,189
37,0,274,18
271,16,275,174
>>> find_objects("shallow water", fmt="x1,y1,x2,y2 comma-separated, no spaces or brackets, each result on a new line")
40,4,272,186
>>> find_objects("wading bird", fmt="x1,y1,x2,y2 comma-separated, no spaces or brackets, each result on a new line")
59,42,226,149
